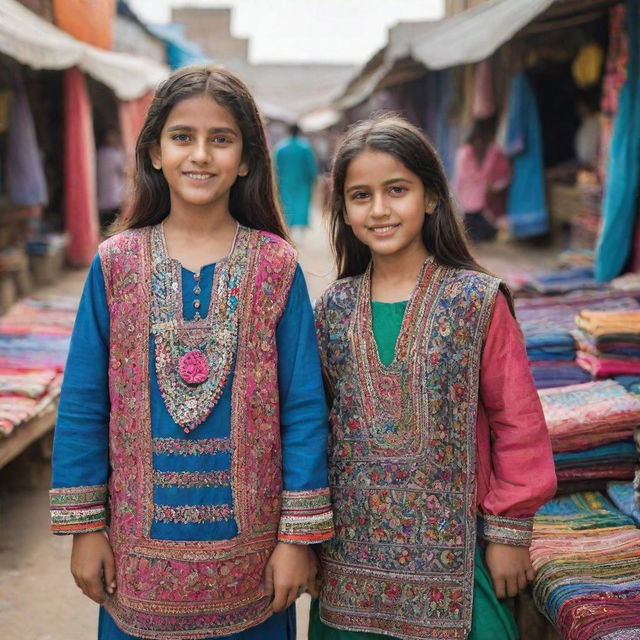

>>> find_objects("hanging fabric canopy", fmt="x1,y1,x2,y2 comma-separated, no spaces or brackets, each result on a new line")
0,0,168,100
595,0,640,281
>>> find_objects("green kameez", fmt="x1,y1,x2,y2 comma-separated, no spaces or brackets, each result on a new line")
309,300,519,640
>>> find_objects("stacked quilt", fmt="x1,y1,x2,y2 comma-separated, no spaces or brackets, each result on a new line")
540,380,640,490
0,297,76,437
574,309,640,377
516,297,638,389
532,492,640,639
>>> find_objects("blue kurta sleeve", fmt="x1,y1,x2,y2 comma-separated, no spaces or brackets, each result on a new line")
50,255,111,534
275,265,333,544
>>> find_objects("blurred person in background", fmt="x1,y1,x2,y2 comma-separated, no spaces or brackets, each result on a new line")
96,129,125,230
453,117,511,242
275,123,318,242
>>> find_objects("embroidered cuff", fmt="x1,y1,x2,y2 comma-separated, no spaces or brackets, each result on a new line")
50,485,108,534
278,488,334,544
477,513,533,547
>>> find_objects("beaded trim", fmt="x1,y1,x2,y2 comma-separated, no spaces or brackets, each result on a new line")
153,504,234,524
50,484,108,533
150,224,249,434
477,514,533,547
153,470,230,488
278,488,334,544
152,437,231,456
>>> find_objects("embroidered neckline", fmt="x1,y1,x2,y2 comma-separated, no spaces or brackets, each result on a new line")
150,223,249,433
357,256,435,371
350,256,438,455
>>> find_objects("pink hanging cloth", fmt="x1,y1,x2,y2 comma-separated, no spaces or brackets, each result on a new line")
118,92,152,157
472,59,496,119
64,67,99,267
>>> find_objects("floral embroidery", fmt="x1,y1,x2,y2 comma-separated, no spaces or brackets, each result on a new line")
153,504,233,524
150,223,249,434
153,470,230,488
315,262,499,639
99,228,304,639
152,437,231,456
178,349,209,385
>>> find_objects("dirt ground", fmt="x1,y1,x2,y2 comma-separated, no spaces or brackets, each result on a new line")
0,206,558,640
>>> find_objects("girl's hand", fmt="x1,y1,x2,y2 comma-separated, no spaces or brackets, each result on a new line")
263,542,318,612
71,531,116,604
484,542,534,599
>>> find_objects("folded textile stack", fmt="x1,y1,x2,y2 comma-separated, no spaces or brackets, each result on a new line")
520,267,606,296
517,296,638,388
554,440,637,484
0,297,76,437
529,361,591,389
574,309,640,377
515,287,640,312
541,380,640,454
532,491,640,640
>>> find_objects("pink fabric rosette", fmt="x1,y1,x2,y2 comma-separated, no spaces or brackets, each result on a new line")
178,350,209,385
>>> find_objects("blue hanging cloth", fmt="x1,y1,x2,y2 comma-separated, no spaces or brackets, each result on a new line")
503,73,549,238
595,0,640,282
5,71,48,207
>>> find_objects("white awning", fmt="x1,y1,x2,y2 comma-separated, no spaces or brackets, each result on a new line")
0,0,168,100
336,0,563,109
411,0,556,70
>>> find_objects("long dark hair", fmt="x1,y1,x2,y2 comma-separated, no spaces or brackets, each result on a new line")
329,113,513,311
112,65,288,240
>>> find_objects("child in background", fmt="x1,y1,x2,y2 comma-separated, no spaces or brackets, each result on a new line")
311,114,555,640
50,65,333,640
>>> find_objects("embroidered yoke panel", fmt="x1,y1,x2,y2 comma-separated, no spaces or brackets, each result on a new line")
315,262,500,639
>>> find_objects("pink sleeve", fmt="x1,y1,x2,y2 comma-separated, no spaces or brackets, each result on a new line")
476,293,557,546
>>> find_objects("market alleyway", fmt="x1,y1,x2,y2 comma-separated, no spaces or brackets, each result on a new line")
0,202,556,640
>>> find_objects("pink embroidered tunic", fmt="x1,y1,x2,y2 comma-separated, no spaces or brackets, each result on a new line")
49,226,334,639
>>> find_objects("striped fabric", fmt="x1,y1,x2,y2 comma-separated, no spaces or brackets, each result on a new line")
49,484,108,533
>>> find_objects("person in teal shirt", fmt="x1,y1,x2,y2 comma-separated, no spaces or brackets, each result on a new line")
274,124,318,240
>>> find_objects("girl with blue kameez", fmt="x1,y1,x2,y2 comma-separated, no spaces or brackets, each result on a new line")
49,65,333,640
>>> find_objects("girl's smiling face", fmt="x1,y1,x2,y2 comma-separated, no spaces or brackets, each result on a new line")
150,93,248,215
343,149,435,260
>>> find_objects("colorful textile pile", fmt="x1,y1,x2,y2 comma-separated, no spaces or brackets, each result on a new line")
519,267,605,296
530,361,591,389
540,380,640,454
574,309,640,377
532,491,640,639
516,296,638,388
0,297,76,437
554,440,637,484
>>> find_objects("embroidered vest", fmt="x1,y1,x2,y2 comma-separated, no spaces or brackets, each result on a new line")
98,226,297,639
315,261,500,640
